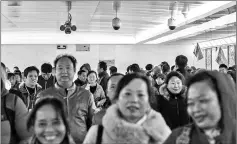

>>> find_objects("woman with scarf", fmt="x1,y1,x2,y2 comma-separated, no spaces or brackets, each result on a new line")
83,73,171,144
157,71,190,130
163,71,236,144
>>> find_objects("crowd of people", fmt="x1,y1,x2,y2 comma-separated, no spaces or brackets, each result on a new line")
1,53,236,144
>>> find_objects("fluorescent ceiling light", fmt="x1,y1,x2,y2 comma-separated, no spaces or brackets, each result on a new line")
146,12,236,44
199,35,236,49
135,1,233,43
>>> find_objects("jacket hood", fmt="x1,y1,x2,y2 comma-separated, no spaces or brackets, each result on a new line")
19,82,42,91
189,71,236,144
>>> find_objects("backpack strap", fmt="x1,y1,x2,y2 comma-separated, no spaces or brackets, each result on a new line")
96,125,104,144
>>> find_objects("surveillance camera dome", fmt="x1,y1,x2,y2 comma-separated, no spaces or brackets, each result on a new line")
71,25,77,31
168,17,176,30
65,26,71,34
60,25,65,31
112,17,121,30
169,26,176,30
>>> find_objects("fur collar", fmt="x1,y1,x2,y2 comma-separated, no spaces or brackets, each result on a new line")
159,84,186,100
19,82,42,92
102,104,171,144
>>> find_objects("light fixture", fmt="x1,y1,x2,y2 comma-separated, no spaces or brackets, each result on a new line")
146,12,236,44
60,1,77,34
112,1,121,30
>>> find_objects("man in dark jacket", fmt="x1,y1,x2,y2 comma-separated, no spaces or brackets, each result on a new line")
97,61,110,93
37,63,56,90
37,54,96,144
74,70,87,86
175,55,191,85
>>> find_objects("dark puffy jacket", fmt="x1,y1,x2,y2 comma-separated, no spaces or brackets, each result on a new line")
18,83,42,110
98,71,109,93
157,84,190,130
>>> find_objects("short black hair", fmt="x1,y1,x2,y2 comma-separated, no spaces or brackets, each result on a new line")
54,54,77,70
14,70,22,78
129,64,140,73
80,63,91,72
175,55,188,69
14,66,19,70
165,71,185,84
145,64,153,71
27,97,71,143
24,66,40,77
109,66,117,74
7,73,15,79
161,63,170,73
113,73,152,101
98,61,107,71
77,70,86,75
171,65,175,71
41,63,52,73
219,64,228,69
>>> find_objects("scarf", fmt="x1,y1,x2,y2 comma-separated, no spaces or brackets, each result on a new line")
102,104,171,144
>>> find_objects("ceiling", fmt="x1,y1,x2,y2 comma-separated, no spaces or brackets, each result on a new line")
1,1,236,44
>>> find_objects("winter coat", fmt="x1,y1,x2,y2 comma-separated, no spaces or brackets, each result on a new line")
163,71,236,144
74,78,87,87
18,83,42,110
36,83,97,144
83,104,171,144
82,83,106,107
37,74,56,90
157,84,190,130
1,81,31,144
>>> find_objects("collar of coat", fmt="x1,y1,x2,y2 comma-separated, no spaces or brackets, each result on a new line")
102,104,171,144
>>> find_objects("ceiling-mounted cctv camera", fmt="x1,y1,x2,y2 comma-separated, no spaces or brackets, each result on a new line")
168,17,176,30
60,13,77,34
112,17,121,30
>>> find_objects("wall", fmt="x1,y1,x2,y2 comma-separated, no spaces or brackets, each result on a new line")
1,42,205,75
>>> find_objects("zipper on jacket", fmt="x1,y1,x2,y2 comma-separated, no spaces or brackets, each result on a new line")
65,89,70,117
175,97,179,116
175,97,181,126
45,81,47,90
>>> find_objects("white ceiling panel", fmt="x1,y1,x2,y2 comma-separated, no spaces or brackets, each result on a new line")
1,1,235,44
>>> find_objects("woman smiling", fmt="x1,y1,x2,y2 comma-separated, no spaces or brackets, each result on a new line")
83,73,171,144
